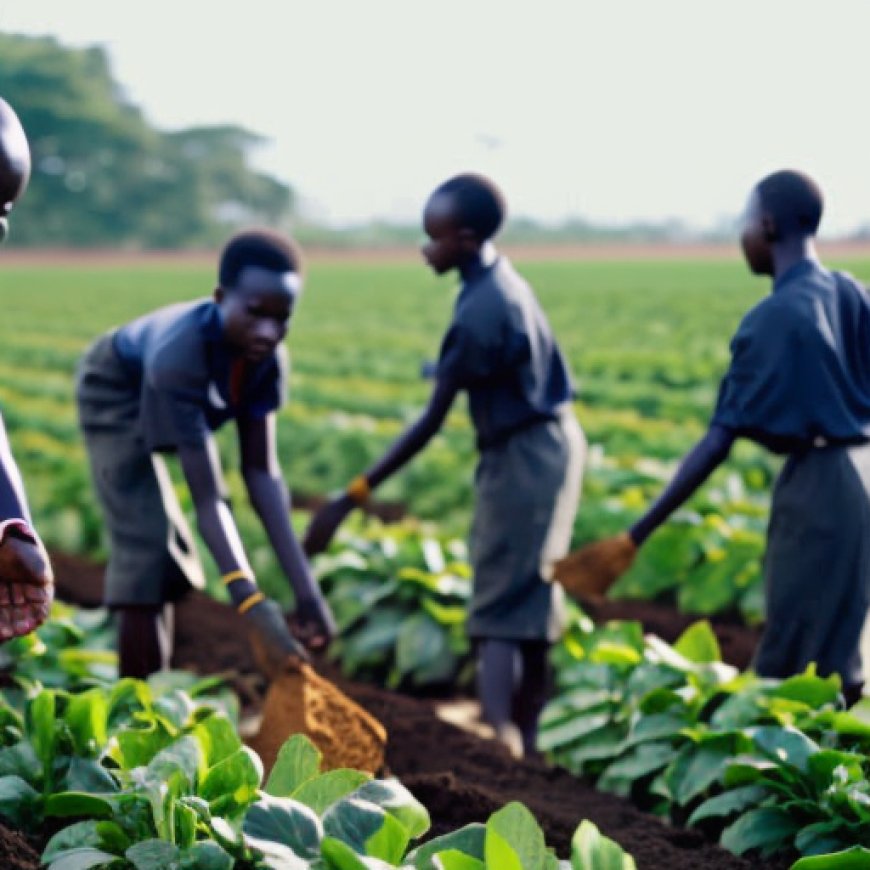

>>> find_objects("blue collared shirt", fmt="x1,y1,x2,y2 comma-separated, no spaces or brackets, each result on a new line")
712,259,870,452
112,300,286,451
437,256,574,449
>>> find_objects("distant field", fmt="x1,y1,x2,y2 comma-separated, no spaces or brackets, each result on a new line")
2,252,868,614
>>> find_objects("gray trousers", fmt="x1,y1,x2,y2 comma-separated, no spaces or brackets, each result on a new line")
76,334,204,607
755,442,870,688
468,410,586,642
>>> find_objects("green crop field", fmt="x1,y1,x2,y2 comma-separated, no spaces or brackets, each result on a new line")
2,252,869,619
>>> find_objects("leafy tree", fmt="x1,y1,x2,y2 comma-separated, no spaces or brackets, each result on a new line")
0,33,293,247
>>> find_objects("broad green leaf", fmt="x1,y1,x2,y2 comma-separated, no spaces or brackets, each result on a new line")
720,807,798,856
0,742,38,781
152,689,196,731
570,819,637,869
193,713,241,768
562,725,627,769
107,679,152,731
406,823,485,868
323,797,409,864
589,643,641,667
395,613,451,679
795,821,851,857
42,820,129,863
538,714,613,753
46,847,124,870
243,794,323,861
747,726,819,773
200,746,263,817
664,737,736,806
265,733,322,797
433,851,485,869
29,689,57,772
686,784,769,826
352,778,430,839
115,720,174,770
791,846,870,869
624,712,687,746
63,757,119,794
320,835,395,869
484,802,549,870
63,688,108,755
44,791,115,819
178,840,234,870
126,838,180,870
292,769,371,815
673,621,721,664
601,741,673,782
0,774,40,826
146,733,203,792
772,673,840,708
174,799,198,850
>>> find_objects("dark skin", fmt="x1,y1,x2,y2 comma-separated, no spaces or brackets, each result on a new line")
0,97,53,641
303,192,487,555
626,185,819,548
119,267,335,675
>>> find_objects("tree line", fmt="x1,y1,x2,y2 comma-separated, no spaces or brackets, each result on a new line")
0,33,293,248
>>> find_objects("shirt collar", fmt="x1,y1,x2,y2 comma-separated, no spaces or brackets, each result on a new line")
459,243,499,285
773,258,821,293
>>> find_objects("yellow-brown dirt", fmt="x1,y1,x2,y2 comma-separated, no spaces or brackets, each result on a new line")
249,663,387,776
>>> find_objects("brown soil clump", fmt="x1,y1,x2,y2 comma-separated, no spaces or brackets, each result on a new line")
0,823,40,870
249,663,387,776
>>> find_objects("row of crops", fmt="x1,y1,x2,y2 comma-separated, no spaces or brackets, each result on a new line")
0,604,636,869
3,253,870,868
1,255,837,621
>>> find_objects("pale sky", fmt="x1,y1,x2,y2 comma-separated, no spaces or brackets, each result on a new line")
2,0,869,233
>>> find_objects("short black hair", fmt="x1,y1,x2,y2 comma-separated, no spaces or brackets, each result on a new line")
756,170,824,237
218,229,302,288
432,173,507,241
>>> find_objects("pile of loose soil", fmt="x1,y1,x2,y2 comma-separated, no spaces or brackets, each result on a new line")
0,824,39,870
45,552,783,869
249,663,387,774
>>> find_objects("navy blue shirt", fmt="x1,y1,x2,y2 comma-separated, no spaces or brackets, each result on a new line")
112,300,287,451
712,259,870,452
437,256,574,449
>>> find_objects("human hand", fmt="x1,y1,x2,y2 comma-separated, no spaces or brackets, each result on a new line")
289,594,337,653
0,521,54,642
241,596,310,677
302,494,355,557
552,532,637,600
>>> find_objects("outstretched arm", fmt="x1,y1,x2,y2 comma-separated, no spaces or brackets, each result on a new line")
177,434,310,665
303,376,460,555
629,424,736,545
176,437,256,598
238,413,335,646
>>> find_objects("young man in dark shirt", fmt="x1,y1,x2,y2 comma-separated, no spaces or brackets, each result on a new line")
305,174,586,756
77,230,335,677
0,96,54,642
574,170,870,704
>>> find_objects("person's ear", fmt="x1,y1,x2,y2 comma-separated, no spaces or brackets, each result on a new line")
457,227,479,251
213,286,225,304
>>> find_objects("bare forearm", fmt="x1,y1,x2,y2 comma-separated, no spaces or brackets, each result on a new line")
629,425,736,546
244,469,319,601
364,413,441,489
193,497,252,576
